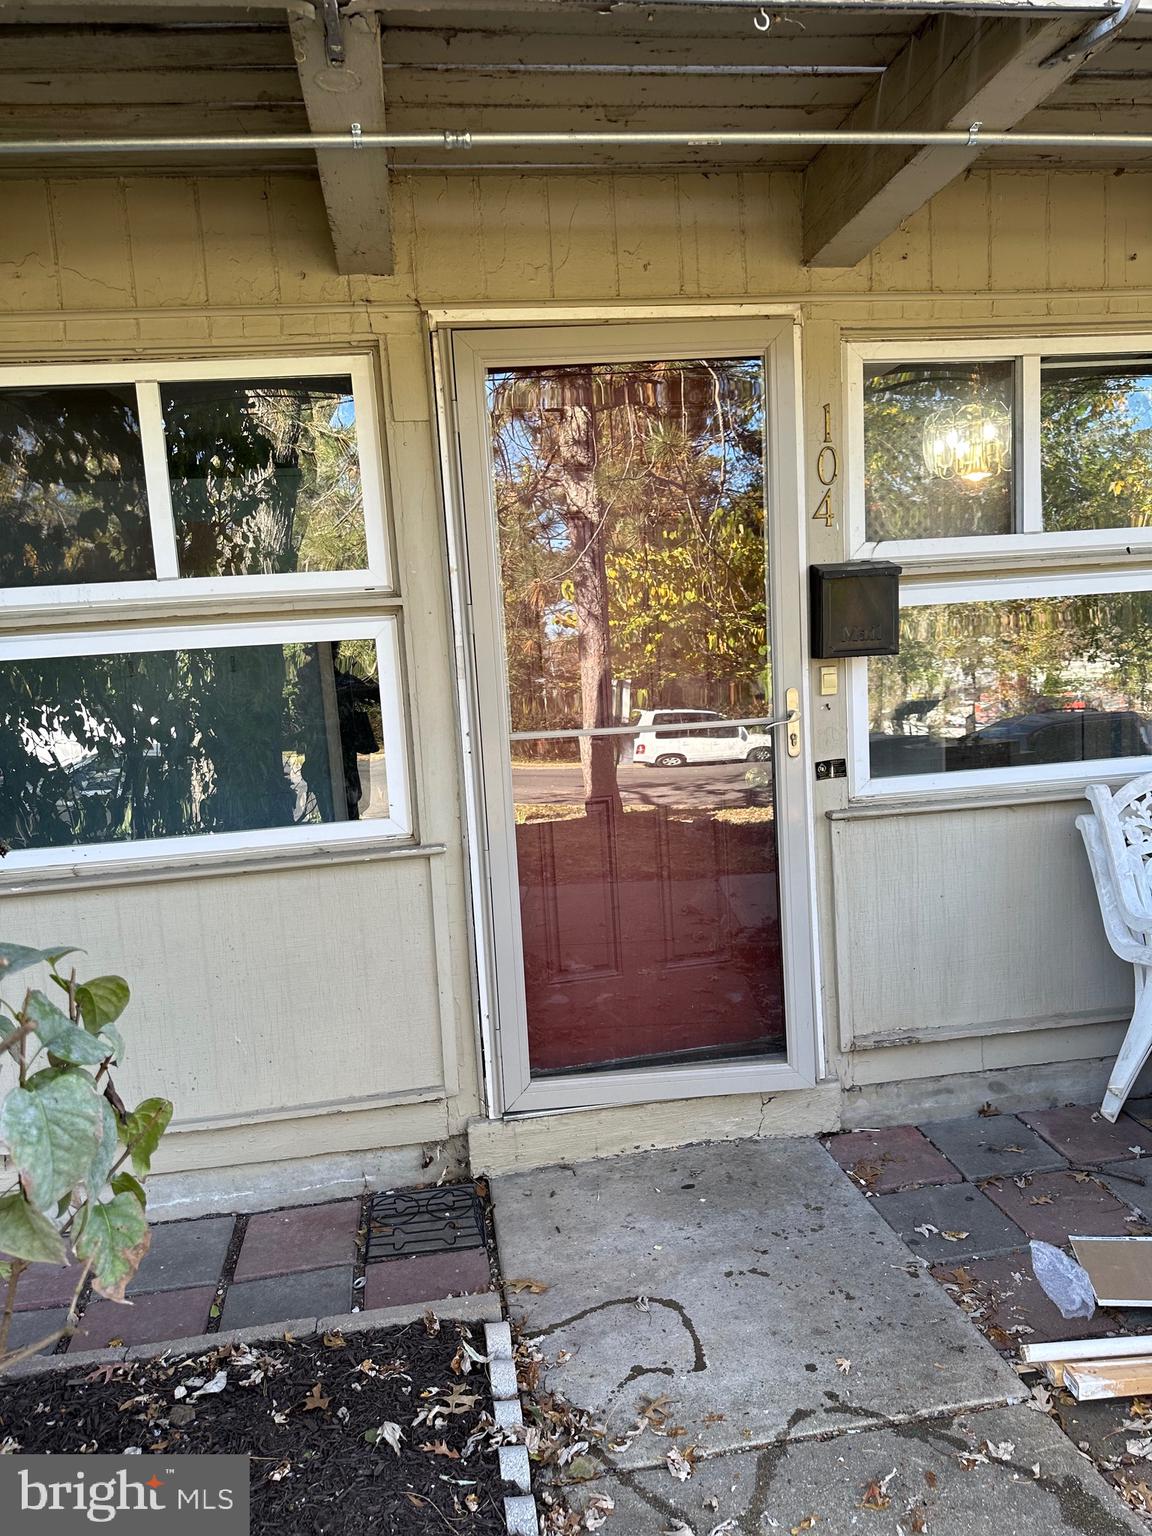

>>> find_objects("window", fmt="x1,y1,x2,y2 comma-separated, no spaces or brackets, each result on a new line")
0,356,388,602
850,337,1152,793
0,357,411,867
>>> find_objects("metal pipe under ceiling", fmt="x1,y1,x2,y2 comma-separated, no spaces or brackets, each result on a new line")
0,127,1150,157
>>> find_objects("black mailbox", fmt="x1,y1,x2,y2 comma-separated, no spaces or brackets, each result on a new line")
809,561,901,659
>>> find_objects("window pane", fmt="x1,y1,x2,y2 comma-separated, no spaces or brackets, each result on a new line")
161,377,368,577
868,594,1152,778
1042,360,1152,532
864,361,1015,540
0,639,389,850
0,385,154,588
489,359,769,734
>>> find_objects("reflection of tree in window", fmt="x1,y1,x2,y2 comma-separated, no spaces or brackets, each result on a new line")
0,641,382,850
869,594,1152,774
488,359,767,810
0,386,153,587
1042,363,1152,531
162,378,366,577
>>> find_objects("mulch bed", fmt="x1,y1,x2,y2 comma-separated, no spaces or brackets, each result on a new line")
0,1316,511,1535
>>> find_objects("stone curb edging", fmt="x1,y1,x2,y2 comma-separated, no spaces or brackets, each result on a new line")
0,1291,504,1380
484,1319,539,1536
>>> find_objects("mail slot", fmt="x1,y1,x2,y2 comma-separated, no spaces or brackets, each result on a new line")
809,561,901,659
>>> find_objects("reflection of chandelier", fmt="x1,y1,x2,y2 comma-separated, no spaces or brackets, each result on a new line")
922,399,1011,493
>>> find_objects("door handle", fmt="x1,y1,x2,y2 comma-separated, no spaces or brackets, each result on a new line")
785,687,801,758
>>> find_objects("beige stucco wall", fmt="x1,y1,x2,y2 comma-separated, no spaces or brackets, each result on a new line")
1,165,1149,1173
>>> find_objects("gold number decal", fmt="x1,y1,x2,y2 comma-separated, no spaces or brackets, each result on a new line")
812,404,839,527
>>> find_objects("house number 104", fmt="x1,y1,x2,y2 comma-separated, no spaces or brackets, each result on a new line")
812,403,837,528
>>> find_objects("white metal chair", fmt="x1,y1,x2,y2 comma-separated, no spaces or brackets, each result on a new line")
1077,787,1152,1121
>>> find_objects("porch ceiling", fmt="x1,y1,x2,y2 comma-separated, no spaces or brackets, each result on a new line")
0,1,1149,271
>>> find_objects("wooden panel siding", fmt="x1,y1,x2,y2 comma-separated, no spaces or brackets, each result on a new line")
1,170,1150,319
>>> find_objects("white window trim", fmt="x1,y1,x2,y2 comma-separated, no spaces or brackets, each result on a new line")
845,333,1152,569
850,566,1152,799
0,615,412,873
0,353,392,610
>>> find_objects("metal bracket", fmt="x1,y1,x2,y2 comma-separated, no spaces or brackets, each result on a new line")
320,0,346,68
967,120,982,147
443,129,473,151
350,121,363,150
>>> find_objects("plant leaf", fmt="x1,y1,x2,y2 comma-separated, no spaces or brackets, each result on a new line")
87,1097,121,1199
74,1191,150,1301
75,977,130,1033
0,944,79,978
110,1171,146,1206
23,990,73,1047
0,1190,67,1265
47,1026,115,1068
124,1097,172,1176
0,1072,104,1209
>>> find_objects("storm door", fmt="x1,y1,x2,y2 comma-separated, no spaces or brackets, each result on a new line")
451,321,818,1113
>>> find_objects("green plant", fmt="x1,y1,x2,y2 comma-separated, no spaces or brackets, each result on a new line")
0,941,173,1365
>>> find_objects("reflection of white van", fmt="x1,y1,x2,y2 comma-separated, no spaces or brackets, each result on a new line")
631,708,772,768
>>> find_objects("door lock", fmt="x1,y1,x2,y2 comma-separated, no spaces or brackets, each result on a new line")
785,687,801,758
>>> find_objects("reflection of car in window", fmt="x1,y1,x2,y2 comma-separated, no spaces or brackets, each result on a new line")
631,708,772,768
871,707,1152,777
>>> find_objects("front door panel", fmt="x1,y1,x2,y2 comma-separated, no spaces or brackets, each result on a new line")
452,321,817,1112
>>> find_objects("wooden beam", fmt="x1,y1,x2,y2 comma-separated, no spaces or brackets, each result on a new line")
288,5,392,276
802,12,1092,267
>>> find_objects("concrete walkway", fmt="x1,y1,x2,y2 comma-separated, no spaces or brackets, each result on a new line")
493,1138,1145,1535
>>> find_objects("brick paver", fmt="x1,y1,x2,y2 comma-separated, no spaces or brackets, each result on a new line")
1018,1107,1152,1165
129,1215,234,1296
931,1252,1115,1348
1096,1158,1152,1217
4,1309,69,1355
824,1126,962,1194
919,1115,1068,1181
363,1249,492,1310
871,1182,1026,1262
233,1201,360,1281
11,1262,89,1313
979,1169,1140,1245
71,1287,217,1350
221,1265,353,1329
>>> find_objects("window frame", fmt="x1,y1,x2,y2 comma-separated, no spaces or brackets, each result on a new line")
847,333,1152,799
0,353,392,610
0,614,412,870
846,334,1152,568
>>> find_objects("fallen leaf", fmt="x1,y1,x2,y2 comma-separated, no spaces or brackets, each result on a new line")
666,1446,694,1482
984,1440,1015,1462
979,1102,1000,1117
662,1524,694,1536
860,1469,897,1512
924,1470,938,1490
366,1422,404,1454
585,1494,615,1531
268,1461,292,1483
423,1310,441,1335
1029,1195,1054,1206
321,1331,346,1349
190,1370,228,1401
301,1383,330,1413
835,1358,852,1375
790,1518,818,1534
506,1278,549,1294
441,1386,480,1415
910,1504,929,1533
420,1439,460,1460
942,1231,970,1242
914,1224,940,1239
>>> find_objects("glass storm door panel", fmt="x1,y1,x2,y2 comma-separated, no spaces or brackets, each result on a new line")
485,352,785,1078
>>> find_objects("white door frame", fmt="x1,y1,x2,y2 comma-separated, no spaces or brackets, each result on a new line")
444,317,821,1115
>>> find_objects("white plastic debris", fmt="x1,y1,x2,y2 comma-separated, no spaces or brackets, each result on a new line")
1029,1239,1096,1319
